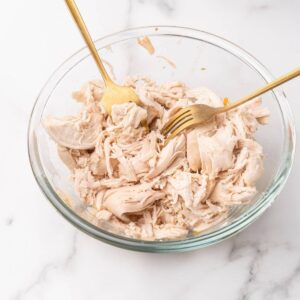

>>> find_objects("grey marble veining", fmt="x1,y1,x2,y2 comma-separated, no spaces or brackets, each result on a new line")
156,0,176,14
12,232,78,300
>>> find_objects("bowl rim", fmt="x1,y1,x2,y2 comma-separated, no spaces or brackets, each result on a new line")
28,25,296,252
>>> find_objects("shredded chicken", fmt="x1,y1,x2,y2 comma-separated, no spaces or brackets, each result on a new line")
43,77,269,240
137,36,155,55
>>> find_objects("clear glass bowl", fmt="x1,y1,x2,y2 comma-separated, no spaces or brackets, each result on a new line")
28,26,295,252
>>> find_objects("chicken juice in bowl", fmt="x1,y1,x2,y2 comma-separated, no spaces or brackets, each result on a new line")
28,26,295,252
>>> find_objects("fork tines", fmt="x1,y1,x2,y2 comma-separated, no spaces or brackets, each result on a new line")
162,107,193,136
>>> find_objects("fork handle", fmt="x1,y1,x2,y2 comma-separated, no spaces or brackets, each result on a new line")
220,67,300,112
65,0,113,85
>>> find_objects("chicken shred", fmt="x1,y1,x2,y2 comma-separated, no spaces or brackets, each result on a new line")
43,77,269,240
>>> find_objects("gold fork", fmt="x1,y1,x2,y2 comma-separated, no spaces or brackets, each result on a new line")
162,67,300,142
65,0,140,114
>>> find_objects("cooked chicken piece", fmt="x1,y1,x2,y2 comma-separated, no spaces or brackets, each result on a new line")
111,102,147,129
153,225,188,240
186,122,216,171
130,131,158,176
96,209,112,221
44,77,269,240
210,175,257,205
147,134,186,178
57,146,77,171
72,80,104,104
197,125,237,178
112,143,138,182
137,86,164,122
247,98,270,125
137,36,155,55
43,113,102,150
239,139,264,186
186,87,223,107
168,172,210,208
89,151,107,176
103,183,165,222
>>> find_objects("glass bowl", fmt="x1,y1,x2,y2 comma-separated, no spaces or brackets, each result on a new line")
28,26,295,252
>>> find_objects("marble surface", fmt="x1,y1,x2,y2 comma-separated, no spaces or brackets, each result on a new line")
0,0,299,299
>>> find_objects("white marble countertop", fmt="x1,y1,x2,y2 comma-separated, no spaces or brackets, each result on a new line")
0,0,299,299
